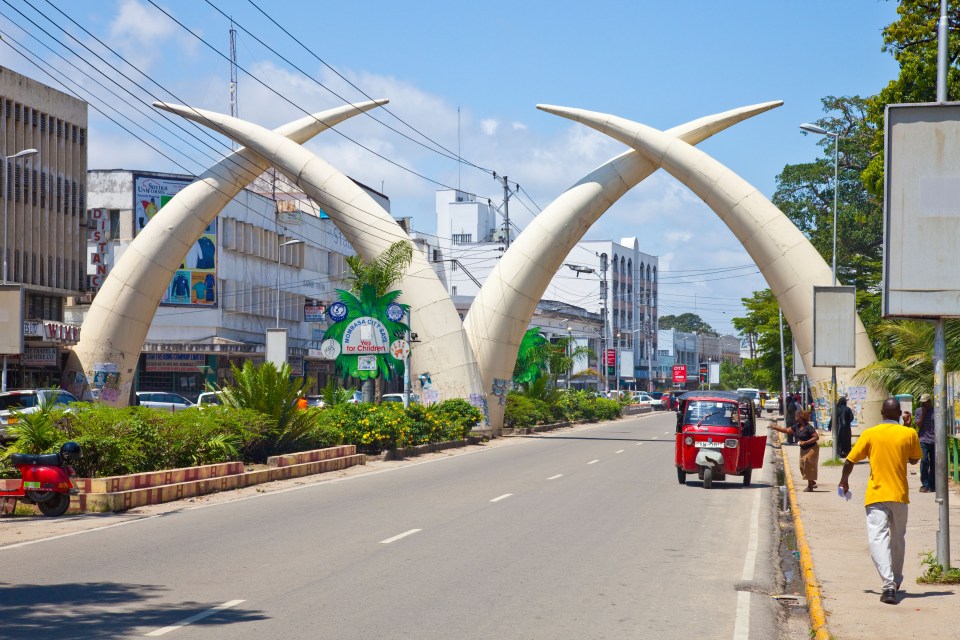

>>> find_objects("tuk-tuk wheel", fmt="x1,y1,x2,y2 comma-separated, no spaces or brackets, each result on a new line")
742,469,752,487
702,466,713,489
676,468,686,485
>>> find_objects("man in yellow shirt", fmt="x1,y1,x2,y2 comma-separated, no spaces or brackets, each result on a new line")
839,397,921,605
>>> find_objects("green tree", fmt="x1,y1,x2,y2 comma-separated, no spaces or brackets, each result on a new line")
855,319,960,396
863,1,960,198
658,313,716,336
731,290,790,392
513,327,549,386
774,95,883,332
547,336,593,387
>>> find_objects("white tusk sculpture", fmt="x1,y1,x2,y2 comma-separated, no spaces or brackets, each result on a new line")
154,103,485,404
464,101,782,431
67,101,389,406
538,104,883,426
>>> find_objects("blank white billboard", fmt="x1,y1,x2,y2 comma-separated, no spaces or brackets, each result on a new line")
0,285,23,355
884,103,960,317
813,286,856,368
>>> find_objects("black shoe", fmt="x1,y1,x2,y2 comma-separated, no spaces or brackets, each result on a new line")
880,589,898,604
919,487,932,493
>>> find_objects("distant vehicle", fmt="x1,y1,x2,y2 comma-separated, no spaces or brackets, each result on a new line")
381,393,419,404
631,393,659,409
135,391,194,412
196,391,224,408
735,388,762,413
305,395,325,407
0,389,80,441
765,395,781,414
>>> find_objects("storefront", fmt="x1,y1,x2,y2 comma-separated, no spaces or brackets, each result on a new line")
4,320,82,391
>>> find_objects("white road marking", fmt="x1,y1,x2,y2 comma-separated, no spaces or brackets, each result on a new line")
587,460,599,465
636,442,643,446
145,599,245,636
732,455,766,640
615,450,624,454
0,515,163,551
652,436,659,440
547,474,563,480
379,528,422,544
664,431,670,435
490,493,513,502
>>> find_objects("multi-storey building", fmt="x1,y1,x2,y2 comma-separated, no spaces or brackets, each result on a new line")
0,66,86,388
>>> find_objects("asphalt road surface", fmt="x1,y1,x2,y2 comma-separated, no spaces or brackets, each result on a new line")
0,412,784,639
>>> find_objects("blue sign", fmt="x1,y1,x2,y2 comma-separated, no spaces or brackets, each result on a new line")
386,302,405,322
328,301,348,322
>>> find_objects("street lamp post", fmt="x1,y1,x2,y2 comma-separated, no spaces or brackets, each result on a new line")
800,122,841,447
2,148,39,393
276,238,303,328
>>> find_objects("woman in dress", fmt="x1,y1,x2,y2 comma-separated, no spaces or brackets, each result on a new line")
769,410,819,491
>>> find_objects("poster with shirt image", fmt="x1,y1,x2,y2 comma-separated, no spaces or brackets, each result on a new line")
134,173,217,307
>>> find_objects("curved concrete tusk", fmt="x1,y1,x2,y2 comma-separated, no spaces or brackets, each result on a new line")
539,104,882,425
155,103,483,403
69,100,389,406
465,101,782,431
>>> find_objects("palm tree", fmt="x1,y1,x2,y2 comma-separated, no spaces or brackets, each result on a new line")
339,240,414,402
855,319,960,397
513,327,549,388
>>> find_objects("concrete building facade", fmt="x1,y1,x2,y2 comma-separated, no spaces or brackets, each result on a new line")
1,66,87,388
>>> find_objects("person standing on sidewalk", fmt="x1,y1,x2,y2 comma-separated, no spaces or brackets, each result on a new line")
784,394,797,444
835,395,854,458
908,393,935,493
838,397,921,605
769,410,819,491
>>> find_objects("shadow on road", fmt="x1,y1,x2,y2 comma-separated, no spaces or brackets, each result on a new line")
0,582,268,639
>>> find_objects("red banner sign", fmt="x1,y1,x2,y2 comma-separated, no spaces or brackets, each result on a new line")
606,349,616,366
672,364,687,383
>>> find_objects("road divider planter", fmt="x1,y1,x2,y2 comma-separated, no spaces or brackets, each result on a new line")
67,445,364,513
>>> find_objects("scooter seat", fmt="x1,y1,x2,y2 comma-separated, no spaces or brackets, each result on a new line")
10,453,61,466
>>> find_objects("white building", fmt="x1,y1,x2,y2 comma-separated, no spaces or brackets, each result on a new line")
418,188,659,391
71,169,373,398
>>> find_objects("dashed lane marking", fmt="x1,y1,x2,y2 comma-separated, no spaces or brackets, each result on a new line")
490,494,513,503
379,529,422,544
615,450,624,454
547,474,563,480
588,460,599,465
145,600,245,636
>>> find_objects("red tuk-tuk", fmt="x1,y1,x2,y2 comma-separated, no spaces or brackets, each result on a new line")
674,391,766,488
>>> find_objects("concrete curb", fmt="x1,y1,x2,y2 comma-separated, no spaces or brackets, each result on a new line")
776,433,831,640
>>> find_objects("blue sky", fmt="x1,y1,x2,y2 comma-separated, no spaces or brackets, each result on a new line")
0,0,903,334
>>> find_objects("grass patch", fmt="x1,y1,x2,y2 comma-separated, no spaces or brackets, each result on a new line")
818,439,833,448
917,551,960,584
821,457,846,466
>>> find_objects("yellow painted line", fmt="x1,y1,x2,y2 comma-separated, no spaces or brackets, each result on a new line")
776,434,830,640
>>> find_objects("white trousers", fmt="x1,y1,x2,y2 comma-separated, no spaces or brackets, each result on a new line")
865,502,909,591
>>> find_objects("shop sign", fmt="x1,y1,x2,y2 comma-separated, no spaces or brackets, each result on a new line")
672,364,687,384
145,353,206,372
23,347,58,367
87,208,112,290
23,321,42,337
23,321,81,344
304,304,325,323
289,355,304,376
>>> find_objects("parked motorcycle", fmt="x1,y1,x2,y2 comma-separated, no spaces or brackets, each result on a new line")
0,442,81,517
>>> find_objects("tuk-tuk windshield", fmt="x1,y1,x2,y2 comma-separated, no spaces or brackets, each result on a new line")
683,400,740,427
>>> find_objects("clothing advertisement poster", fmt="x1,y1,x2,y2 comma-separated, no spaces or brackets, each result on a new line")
135,174,218,307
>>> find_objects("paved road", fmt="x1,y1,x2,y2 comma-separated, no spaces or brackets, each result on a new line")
0,413,784,639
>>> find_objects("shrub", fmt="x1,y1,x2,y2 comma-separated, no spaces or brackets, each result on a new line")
505,393,546,429
427,398,483,440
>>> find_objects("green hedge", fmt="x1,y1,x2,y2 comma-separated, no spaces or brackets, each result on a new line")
504,390,620,429
0,398,484,478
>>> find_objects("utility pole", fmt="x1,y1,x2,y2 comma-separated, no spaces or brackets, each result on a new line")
228,19,239,150
600,253,609,395
494,173,512,248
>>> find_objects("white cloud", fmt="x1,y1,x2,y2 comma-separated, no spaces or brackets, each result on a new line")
480,119,499,136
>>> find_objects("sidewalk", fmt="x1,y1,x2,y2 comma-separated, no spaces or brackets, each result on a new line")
778,426,960,640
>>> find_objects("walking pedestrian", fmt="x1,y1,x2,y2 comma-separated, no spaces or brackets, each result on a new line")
835,395,854,458
910,393,935,493
838,397,921,605
769,410,819,491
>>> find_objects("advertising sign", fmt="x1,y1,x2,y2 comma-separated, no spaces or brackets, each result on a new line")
144,353,206,372
22,347,58,367
606,349,616,366
672,364,687,384
134,174,217,307
304,304,326,323
87,208,112,290
813,286,856,368
0,285,23,355
321,286,409,381
342,317,390,355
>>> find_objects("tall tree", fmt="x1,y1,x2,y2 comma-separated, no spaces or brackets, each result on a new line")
772,95,884,342
659,313,717,336
731,290,791,392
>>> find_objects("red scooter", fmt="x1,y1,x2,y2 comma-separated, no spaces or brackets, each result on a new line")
0,442,81,517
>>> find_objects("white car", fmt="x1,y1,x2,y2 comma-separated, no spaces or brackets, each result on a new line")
765,395,781,414
0,389,79,441
736,388,762,413
630,393,659,409
381,393,420,405
196,391,224,408
135,391,194,412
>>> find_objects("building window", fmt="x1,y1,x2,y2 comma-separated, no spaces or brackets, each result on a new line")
452,233,472,244
432,248,441,262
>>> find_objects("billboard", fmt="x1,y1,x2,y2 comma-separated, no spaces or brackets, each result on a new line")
813,286,856,368
134,174,217,307
0,285,23,355
672,364,687,384
884,103,960,317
